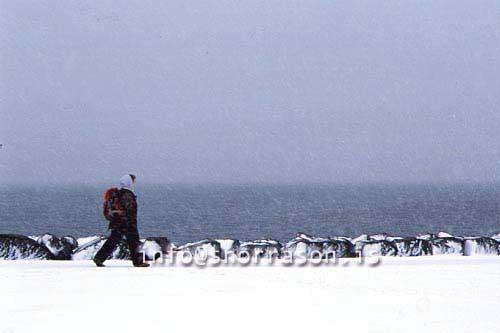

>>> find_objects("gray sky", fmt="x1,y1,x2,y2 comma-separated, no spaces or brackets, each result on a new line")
1,0,500,185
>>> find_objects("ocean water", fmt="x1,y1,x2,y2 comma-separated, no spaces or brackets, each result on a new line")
1,184,499,244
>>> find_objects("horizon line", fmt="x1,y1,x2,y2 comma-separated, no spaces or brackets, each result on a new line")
2,181,500,187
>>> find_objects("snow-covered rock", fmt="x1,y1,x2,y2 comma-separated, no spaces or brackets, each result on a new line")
140,240,163,261
36,233,73,260
72,236,173,261
72,236,130,260
352,234,370,253
360,240,397,257
352,234,370,243
216,239,241,259
327,237,356,258
285,233,355,258
238,239,282,258
490,232,500,241
3,232,499,260
61,236,78,251
463,237,499,256
437,231,455,238
139,237,174,261
0,234,54,260
176,240,222,259
430,237,464,255
416,233,437,241
393,238,432,256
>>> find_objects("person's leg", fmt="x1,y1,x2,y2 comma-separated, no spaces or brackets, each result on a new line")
125,223,143,266
94,229,123,263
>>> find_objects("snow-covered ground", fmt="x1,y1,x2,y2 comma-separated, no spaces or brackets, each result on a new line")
1,257,499,333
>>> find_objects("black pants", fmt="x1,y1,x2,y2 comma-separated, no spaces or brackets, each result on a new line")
95,222,143,266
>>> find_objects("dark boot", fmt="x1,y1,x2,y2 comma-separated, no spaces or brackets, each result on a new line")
93,257,105,267
133,262,150,267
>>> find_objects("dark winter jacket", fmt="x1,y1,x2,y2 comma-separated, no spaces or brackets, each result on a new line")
109,189,137,229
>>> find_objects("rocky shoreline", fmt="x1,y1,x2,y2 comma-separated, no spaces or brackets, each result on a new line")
1,231,500,260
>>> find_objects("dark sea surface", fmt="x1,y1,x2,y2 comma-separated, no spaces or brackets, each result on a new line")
1,184,499,244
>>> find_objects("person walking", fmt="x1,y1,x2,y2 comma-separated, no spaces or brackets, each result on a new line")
93,174,149,267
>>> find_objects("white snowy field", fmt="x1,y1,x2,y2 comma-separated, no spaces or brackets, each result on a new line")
1,257,499,333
